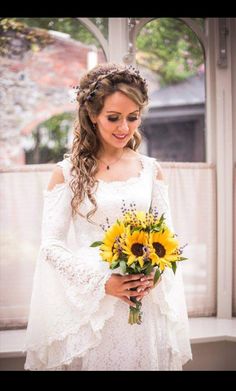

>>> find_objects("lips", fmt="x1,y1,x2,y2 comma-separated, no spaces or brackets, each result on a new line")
113,134,128,139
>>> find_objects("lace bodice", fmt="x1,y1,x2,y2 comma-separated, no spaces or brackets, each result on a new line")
24,154,192,371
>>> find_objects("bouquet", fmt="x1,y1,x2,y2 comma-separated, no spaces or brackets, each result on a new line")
90,201,187,325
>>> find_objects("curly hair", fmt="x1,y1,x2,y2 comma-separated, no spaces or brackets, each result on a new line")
68,63,149,224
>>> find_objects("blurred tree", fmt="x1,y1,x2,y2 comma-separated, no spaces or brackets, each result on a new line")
1,17,204,85
136,18,205,86
24,112,74,164
0,18,53,58
13,17,108,46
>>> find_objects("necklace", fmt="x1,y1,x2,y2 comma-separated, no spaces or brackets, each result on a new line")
98,149,124,170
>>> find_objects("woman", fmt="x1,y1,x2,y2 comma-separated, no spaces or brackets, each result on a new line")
24,63,192,370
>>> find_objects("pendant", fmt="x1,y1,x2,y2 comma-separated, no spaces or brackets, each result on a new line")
107,165,110,170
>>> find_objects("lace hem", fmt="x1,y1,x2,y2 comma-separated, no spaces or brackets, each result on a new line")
24,240,119,370
24,295,117,371
24,253,118,370
151,267,192,366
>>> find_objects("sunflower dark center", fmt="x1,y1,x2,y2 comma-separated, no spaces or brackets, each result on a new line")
131,243,144,256
153,242,166,257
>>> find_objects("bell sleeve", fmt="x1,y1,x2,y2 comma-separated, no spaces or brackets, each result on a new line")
24,159,116,371
150,159,192,366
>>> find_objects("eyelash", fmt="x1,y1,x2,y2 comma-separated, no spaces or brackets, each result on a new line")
107,116,139,122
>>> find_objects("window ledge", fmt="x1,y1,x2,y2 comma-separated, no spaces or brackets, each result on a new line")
0,317,236,358
189,317,236,343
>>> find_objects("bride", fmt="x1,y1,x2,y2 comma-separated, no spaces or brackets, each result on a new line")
24,63,192,371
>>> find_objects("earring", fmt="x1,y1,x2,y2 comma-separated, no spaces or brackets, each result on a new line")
93,123,97,130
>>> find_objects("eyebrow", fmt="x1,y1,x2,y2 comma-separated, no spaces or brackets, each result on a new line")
106,110,139,114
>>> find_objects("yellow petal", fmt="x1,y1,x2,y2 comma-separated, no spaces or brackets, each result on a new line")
127,254,136,266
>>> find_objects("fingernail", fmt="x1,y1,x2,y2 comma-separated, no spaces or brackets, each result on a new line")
137,288,141,292
140,277,146,281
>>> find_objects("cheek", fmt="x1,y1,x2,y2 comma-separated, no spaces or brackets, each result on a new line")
130,119,141,132
99,119,115,132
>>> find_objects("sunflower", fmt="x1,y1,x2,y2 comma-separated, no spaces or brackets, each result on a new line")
149,228,180,270
99,221,125,263
121,227,157,268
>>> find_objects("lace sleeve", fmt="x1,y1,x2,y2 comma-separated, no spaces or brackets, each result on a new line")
150,160,192,364
150,159,177,297
25,160,116,370
151,159,174,230
40,181,112,313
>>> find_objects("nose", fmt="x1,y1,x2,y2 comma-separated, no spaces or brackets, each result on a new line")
118,118,129,132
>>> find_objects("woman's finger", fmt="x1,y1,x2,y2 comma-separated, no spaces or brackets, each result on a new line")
121,296,136,307
125,279,151,290
124,289,149,297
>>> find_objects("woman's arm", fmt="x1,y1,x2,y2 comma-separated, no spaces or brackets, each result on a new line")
39,160,113,317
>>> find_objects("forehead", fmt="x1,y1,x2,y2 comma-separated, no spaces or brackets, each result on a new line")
102,91,139,113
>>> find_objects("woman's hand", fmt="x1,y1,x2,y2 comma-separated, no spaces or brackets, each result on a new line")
136,271,162,301
105,273,157,307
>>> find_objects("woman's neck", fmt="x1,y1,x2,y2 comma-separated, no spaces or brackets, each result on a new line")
97,146,128,161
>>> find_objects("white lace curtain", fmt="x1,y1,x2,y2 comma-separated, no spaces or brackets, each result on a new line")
0,162,218,329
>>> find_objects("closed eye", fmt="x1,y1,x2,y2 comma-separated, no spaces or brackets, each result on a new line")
127,116,139,122
107,116,119,122
107,116,139,122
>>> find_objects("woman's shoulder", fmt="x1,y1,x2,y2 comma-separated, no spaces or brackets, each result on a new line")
136,153,165,181
46,155,73,192
56,154,73,182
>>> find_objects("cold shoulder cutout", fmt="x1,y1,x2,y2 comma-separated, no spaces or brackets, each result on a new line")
56,157,73,183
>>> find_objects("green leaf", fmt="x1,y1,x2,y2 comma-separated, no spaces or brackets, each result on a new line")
154,268,161,285
90,241,103,247
144,263,153,275
130,227,142,234
178,257,188,261
136,264,142,273
110,261,120,270
120,260,127,274
159,213,165,223
172,261,177,274
152,226,161,232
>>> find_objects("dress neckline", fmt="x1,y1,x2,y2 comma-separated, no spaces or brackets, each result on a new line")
96,154,146,185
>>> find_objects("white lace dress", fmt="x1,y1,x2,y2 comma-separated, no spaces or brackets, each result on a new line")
24,154,192,371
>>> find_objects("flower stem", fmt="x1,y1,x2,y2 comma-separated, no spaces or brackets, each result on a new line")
128,297,142,325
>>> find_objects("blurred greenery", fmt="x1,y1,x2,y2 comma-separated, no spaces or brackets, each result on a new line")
24,112,74,164
1,17,205,163
13,17,108,46
0,18,53,57
1,17,204,86
136,18,205,86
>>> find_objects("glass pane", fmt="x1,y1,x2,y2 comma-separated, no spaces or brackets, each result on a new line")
0,18,106,167
191,18,206,31
136,17,206,162
89,17,108,39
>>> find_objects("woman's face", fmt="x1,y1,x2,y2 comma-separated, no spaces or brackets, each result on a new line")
93,91,141,149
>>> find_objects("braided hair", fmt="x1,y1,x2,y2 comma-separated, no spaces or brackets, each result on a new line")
69,63,149,223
